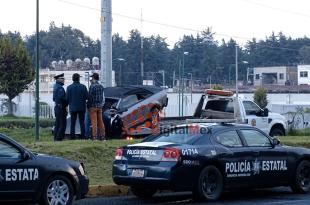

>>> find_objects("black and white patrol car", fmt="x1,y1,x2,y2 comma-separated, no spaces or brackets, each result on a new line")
113,123,310,201
0,134,89,205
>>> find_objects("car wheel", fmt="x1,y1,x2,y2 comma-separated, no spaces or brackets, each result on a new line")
131,186,157,198
40,175,74,205
193,165,223,201
291,160,310,194
270,128,284,137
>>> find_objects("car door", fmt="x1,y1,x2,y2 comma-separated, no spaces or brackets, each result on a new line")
239,129,289,186
0,138,39,200
242,101,268,133
212,129,254,188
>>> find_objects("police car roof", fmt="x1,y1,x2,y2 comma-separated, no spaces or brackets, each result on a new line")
177,122,253,133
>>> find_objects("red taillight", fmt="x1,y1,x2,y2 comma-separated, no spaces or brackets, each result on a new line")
115,148,123,160
162,148,180,162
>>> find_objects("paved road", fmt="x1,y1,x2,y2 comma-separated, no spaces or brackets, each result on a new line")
74,187,310,205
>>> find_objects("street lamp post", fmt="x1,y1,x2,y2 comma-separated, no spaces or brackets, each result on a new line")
35,0,40,141
235,45,238,98
188,73,193,103
181,52,189,116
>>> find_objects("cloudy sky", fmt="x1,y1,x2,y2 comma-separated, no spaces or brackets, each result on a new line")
1,0,310,46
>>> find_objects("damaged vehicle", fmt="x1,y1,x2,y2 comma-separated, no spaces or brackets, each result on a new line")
65,85,168,138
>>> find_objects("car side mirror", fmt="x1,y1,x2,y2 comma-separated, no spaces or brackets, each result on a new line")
263,108,269,117
271,138,281,146
164,98,168,107
256,108,269,117
22,151,31,161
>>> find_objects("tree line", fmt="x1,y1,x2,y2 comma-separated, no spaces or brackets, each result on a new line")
2,23,310,88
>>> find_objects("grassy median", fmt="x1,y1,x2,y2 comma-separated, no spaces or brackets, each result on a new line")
1,127,310,185
0,127,139,185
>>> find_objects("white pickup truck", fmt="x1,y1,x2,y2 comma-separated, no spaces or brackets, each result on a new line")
189,90,288,137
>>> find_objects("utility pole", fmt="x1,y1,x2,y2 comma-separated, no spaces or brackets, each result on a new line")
209,75,212,89
235,45,238,98
173,70,175,88
178,60,181,116
188,73,193,103
181,54,184,116
101,0,112,87
159,70,165,87
140,9,144,85
35,0,40,141
181,52,189,116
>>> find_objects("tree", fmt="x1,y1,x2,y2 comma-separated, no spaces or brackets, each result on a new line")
253,87,268,108
299,45,310,64
0,37,34,115
25,22,100,67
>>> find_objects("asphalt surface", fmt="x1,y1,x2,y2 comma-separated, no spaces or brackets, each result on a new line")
74,187,310,205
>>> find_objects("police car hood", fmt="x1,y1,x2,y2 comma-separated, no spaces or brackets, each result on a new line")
35,153,80,168
282,145,310,155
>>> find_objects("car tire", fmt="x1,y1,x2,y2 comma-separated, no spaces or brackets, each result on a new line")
270,128,284,137
40,175,74,205
131,186,157,198
291,160,310,194
193,165,223,202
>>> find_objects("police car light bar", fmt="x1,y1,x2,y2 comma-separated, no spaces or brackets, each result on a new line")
185,119,237,124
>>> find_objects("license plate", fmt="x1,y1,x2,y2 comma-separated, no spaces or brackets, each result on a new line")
131,169,145,178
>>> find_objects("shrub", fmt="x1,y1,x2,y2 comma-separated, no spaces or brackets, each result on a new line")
212,84,223,90
0,118,54,129
254,86,268,108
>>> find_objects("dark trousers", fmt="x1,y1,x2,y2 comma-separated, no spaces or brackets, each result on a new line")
71,111,86,139
54,105,67,141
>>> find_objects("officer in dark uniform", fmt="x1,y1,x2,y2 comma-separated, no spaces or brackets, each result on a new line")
106,106,124,139
53,73,67,141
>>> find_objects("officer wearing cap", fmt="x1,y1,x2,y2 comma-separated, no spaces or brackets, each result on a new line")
53,73,67,141
106,106,124,139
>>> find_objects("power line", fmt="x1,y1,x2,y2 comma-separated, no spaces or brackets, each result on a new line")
241,0,310,20
58,0,309,52
58,0,251,40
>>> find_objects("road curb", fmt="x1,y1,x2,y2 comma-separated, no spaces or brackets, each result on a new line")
87,184,130,197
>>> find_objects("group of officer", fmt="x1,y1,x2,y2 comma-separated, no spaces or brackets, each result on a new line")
52,73,124,141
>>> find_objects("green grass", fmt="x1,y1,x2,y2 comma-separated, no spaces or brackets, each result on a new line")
279,135,310,148
1,126,310,185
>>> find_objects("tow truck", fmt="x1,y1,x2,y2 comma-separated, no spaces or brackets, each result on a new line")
161,89,287,137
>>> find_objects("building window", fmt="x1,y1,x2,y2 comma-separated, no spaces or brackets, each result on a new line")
300,71,308,78
279,73,284,80
255,74,260,80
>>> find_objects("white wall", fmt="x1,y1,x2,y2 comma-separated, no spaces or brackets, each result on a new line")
298,65,310,85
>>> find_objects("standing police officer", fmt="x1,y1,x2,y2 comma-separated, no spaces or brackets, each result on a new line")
53,73,67,141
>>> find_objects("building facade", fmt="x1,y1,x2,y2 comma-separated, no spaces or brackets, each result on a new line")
297,65,310,85
253,66,297,86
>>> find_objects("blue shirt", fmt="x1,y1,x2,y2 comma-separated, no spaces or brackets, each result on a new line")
53,82,66,105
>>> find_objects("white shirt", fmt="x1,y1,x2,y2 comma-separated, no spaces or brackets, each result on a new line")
110,115,118,125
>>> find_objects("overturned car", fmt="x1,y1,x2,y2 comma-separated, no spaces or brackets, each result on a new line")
65,85,168,138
